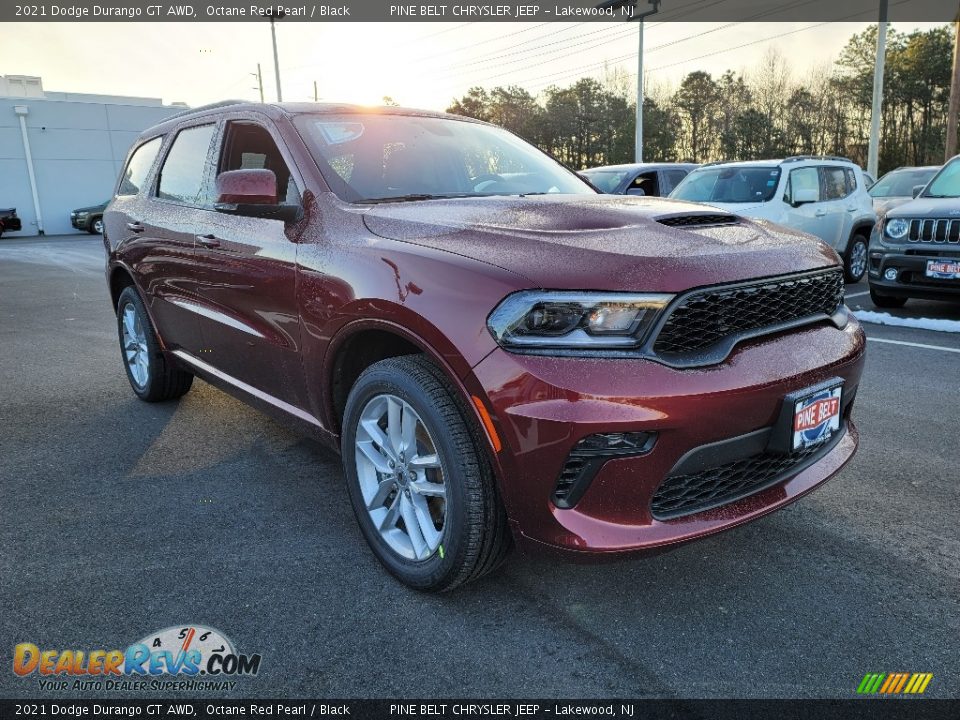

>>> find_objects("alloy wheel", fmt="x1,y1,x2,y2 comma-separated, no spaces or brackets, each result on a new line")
121,303,149,388
354,393,447,561
849,240,867,280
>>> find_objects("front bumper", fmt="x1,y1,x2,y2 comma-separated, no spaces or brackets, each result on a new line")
71,216,88,230
471,318,866,556
867,242,960,299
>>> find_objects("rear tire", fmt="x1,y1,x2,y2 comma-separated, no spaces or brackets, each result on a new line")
116,286,193,402
341,355,510,591
90,217,103,234
844,234,868,283
869,287,907,309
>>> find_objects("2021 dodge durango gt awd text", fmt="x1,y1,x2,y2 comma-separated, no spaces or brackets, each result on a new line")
103,102,865,591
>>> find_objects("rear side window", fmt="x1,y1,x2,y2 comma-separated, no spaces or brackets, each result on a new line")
663,169,688,194
157,124,217,205
821,166,851,200
117,137,162,196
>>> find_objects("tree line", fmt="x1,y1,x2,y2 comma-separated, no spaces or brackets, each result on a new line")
446,24,956,175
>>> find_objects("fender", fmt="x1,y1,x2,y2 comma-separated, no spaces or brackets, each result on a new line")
314,314,512,501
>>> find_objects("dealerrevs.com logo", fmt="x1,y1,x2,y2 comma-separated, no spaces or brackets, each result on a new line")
13,625,261,692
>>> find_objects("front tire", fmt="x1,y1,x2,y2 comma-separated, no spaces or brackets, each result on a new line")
341,355,510,591
116,286,193,402
844,234,868,283
90,217,103,234
869,287,907,309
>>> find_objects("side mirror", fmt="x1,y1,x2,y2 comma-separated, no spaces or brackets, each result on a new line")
214,169,301,222
792,187,818,205
626,187,646,197
912,185,925,198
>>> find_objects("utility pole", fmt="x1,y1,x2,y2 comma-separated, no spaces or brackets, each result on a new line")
251,63,264,103
636,19,645,162
946,8,960,160
867,0,888,179
313,80,319,103
269,12,285,102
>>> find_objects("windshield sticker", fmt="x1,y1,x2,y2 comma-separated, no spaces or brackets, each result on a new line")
316,122,364,145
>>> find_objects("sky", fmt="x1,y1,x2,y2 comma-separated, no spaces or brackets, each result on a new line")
0,20,947,110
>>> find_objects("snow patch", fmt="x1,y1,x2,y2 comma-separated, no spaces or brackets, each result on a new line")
853,310,960,334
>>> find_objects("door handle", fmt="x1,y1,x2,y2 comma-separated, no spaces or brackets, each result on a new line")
846,206,857,212
127,221,145,232
196,233,221,248
814,209,827,217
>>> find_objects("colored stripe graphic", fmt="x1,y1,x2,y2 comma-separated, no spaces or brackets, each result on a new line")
857,672,932,694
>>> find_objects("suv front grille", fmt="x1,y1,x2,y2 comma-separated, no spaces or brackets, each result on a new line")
908,218,960,243
651,269,844,358
651,437,837,519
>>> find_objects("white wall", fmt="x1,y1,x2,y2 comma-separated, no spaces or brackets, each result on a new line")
0,97,182,236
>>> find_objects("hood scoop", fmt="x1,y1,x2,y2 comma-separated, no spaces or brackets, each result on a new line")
656,213,740,228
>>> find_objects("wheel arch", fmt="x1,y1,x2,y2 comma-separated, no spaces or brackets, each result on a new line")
319,318,504,477
108,264,137,312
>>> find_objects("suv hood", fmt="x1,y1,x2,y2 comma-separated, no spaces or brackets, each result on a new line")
73,202,108,214
886,197,960,217
361,194,838,292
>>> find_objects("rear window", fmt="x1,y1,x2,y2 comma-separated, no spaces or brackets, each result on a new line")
671,166,781,204
117,137,162,196
581,170,631,194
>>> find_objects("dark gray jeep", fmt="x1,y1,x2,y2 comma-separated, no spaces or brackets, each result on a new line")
868,154,960,307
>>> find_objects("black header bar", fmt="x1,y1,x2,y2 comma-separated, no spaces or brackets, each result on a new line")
2,700,960,720
5,0,960,22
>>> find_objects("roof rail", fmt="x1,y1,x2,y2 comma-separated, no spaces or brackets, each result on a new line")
782,155,854,164
164,99,249,121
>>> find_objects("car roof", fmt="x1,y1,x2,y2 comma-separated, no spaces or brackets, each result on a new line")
883,166,941,173
584,162,698,172
140,100,483,139
699,156,859,169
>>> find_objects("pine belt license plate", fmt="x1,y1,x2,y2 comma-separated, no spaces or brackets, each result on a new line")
926,260,960,279
793,385,842,450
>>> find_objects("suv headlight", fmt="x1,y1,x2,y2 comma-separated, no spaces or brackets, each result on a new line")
885,218,910,239
488,291,672,351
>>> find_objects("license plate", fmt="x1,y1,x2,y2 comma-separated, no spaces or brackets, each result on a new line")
793,385,842,450
926,260,960,279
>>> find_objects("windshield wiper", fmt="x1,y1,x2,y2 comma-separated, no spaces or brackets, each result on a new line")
358,193,483,204
922,194,958,199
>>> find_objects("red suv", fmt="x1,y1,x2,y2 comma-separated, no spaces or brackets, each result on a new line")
104,102,865,591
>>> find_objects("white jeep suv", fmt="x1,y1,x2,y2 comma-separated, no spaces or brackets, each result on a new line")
670,156,878,282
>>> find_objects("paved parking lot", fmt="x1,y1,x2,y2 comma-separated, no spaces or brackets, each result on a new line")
1,234,958,699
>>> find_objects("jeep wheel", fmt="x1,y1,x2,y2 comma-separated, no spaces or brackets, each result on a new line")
869,287,907,309
90,217,104,234
341,355,510,591
116,286,193,401
844,235,868,283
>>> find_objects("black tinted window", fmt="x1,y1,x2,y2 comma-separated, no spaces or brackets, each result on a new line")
118,137,162,196
158,125,216,205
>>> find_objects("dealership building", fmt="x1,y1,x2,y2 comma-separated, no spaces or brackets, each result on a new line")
0,75,186,236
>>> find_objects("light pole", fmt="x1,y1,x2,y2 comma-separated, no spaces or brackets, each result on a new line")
269,11,285,102
867,0,888,179
598,0,660,163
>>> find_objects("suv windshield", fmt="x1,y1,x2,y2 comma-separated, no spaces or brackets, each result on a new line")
670,166,781,204
923,158,960,198
869,168,938,198
294,113,594,203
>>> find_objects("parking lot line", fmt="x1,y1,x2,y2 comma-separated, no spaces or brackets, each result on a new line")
867,337,960,354
845,291,871,298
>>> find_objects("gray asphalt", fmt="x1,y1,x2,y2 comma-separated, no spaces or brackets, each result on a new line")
1,234,958,700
